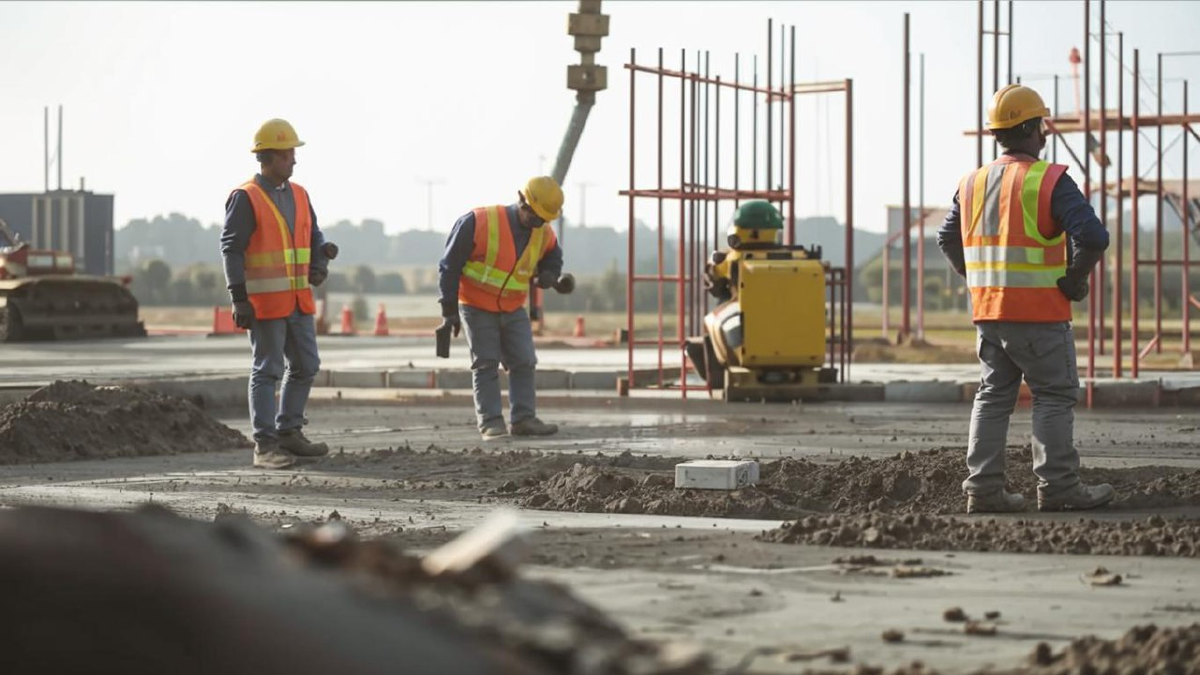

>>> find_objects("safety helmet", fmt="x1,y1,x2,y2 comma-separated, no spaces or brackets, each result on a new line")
986,84,1050,130
520,176,564,222
727,200,782,249
251,118,305,153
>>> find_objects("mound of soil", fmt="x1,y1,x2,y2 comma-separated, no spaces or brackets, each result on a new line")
760,513,1200,557
516,447,1200,519
1026,623,1200,674
0,380,250,464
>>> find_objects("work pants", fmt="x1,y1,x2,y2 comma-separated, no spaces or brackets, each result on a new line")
965,320,1081,495
461,305,537,431
247,308,321,442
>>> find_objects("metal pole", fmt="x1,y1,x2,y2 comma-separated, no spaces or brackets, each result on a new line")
918,52,926,339
679,49,687,398
846,79,854,383
1098,0,1107,356
1156,53,1164,352
1053,75,1060,163
657,48,664,385
1007,0,1014,85
993,0,1000,159
902,13,912,340
753,56,758,192
626,48,636,390
57,105,63,191
1084,0,1094,404
767,20,773,197
1132,49,1140,379
977,0,984,168
1114,32,1124,377
1184,79,1191,356
789,25,796,246
734,54,740,208
43,107,49,193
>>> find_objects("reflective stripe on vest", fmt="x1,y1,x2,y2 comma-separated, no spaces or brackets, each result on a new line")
958,157,1070,322
458,205,555,312
239,180,316,320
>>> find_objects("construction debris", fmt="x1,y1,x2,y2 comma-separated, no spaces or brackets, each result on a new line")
517,446,1200,518
759,513,1200,557
0,380,249,464
0,505,710,675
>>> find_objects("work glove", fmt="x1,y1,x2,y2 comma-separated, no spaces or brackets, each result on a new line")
322,242,339,261
535,270,557,290
440,302,461,338
308,267,328,287
1056,245,1104,302
232,300,255,329
553,273,575,295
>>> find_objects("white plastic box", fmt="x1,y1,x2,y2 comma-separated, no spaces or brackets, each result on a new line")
674,460,760,490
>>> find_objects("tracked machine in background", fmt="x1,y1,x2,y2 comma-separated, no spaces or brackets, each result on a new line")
0,218,144,342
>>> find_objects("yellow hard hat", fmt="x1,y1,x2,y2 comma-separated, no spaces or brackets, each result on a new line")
521,176,564,222
986,84,1051,130
251,118,305,153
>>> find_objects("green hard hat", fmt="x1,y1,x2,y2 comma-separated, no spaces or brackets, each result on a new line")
733,200,783,230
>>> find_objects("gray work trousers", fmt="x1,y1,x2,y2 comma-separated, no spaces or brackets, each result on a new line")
461,305,538,430
247,308,321,442
965,320,1081,495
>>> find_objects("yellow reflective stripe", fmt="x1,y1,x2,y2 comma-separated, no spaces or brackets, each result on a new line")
245,182,298,281
964,246,1048,265
246,278,294,294
482,206,500,281
1020,161,1064,246
967,268,1063,288
966,261,1066,273
968,167,989,238
463,262,531,291
246,251,286,267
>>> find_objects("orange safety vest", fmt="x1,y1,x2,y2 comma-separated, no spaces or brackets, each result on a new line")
236,179,317,321
458,205,557,313
958,155,1070,323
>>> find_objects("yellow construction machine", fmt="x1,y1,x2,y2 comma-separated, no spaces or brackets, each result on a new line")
685,201,835,402
0,218,145,342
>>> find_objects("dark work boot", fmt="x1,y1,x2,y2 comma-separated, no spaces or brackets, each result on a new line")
253,439,295,470
510,417,558,437
278,428,329,458
1038,483,1115,512
966,490,1026,514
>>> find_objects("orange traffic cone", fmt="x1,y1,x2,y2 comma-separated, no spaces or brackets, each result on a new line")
373,303,389,337
340,305,357,335
573,315,586,338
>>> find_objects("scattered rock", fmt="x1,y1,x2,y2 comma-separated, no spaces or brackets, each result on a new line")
882,629,905,643
943,607,968,622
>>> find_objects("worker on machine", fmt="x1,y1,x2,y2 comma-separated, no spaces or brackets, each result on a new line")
221,118,339,470
689,200,828,400
437,176,574,440
937,85,1113,513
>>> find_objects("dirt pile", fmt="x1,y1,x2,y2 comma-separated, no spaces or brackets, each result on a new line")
1025,623,1200,674
0,380,250,464
0,505,707,675
517,446,1200,519
760,513,1200,557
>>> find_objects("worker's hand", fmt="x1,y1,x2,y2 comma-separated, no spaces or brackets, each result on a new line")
322,242,339,261
439,314,461,338
232,300,255,329
553,273,575,294
1056,275,1089,302
535,270,557,290
308,267,328,287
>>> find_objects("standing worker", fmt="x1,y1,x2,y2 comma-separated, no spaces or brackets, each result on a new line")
437,176,573,440
221,118,339,469
937,85,1113,513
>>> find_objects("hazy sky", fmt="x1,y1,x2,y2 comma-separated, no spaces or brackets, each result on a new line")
1,1,1198,243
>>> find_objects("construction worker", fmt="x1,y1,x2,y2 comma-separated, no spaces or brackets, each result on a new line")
937,85,1114,513
220,119,338,469
438,176,567,440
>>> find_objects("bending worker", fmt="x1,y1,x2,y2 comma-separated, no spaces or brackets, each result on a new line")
937,85,1113,513
437,176,570,440
220,119,338,469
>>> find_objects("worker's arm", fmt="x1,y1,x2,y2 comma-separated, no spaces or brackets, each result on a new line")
1051,172,1109,252
308,201,328,273
936,190,967,278
220,190,256,302
437,211,477,314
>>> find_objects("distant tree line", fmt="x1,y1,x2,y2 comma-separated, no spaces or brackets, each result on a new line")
128,260,406,306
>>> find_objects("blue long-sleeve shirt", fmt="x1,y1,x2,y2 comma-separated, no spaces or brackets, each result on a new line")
937,155,1109,277
220,174,327,300
437,204,564,309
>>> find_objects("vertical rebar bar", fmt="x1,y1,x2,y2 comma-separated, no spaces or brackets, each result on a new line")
977,0,984,168
1156,52,1164,352
1007,0,1014,85
918,52,926,340
767,20,773,196
679,49,687,397
734,54,740,208
1084,0,1095,405
846,78,854,383
753,56,758,192
1132,49,1140,379
627,49,636,388
657,48,665,385
1053,75,1060,163
1114,33,1124,378
902,13,912,339
1099,0,1107,356
1184,79,1191,355
993,0,1000,159
789,25,797,246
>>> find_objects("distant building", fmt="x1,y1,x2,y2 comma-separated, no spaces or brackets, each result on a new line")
0,189,114,275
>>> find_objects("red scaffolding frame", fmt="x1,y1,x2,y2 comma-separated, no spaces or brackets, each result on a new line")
619,23,853,398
